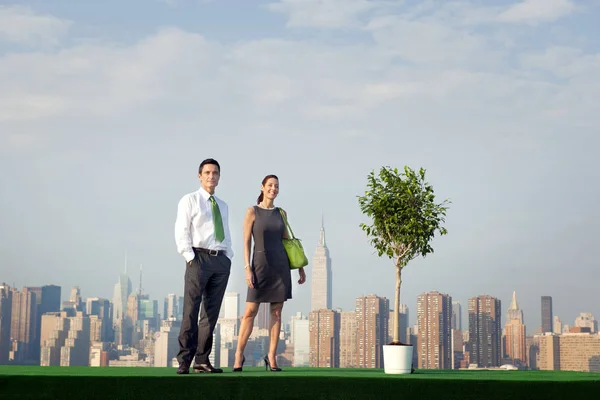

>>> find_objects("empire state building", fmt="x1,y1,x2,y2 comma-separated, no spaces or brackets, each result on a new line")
311,219,332,310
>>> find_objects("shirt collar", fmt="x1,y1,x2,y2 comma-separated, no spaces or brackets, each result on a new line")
198,186,215,202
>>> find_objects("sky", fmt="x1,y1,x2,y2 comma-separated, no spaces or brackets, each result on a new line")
1,0,599,331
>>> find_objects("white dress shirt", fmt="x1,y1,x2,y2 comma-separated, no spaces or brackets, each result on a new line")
174,187,234,263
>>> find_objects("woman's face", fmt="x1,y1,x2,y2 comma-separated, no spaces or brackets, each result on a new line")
262,178,279,201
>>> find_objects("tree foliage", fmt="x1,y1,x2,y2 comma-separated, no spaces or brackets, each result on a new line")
358,166,450,270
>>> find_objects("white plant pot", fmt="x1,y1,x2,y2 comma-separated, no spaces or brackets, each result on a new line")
383,344,413,374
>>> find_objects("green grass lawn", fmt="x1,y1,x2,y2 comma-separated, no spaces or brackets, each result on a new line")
1,366,599,381
1,366,598,400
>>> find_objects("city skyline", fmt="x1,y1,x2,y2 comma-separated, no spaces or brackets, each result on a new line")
2,0,600,334
3,277,599,371
3,272,595,340
2,219,594,332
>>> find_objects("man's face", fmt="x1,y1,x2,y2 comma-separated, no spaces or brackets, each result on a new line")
199,164,220,193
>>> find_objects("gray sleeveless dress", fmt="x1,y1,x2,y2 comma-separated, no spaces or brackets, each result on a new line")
246,206,292,303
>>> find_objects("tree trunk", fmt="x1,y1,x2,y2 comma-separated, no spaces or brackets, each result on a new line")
393,265,402,343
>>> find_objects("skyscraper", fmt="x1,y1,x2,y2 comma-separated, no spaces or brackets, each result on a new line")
339,311,357,368
255,303,270,330
468,295,501,368
311,219,332,311
113,273,132,321
541,296,553,333
223,292,239,320
59,311,91,366
452,301,462,331
355,294,389,368
388,304,409,343
0,284,12,364
417,291,452,369
86,298,111,342
309,309,340,367
507,291,524,324
112,264,132,345
504,291,526,366
164,294,179,321
10,287,38,363
154,319,182,367
293,318,310,367
574,312,598,333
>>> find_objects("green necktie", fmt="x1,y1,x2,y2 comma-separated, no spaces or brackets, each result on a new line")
209,196,225,242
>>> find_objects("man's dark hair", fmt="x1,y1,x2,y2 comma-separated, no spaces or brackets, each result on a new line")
199,158,220,174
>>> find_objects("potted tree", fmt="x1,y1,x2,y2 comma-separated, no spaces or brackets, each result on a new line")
358,166,450,374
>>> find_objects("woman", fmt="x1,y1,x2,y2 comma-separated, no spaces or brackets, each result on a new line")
233,174,306,372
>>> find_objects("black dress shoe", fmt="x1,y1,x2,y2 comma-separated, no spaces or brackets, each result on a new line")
193,363,223,373
177,362,190,375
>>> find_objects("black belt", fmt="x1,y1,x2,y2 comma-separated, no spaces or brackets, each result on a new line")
193,247,224,256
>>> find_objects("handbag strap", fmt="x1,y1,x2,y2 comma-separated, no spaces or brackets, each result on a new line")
279,208,296,239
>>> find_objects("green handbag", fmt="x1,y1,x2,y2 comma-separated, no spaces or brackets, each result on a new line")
279,209,309,269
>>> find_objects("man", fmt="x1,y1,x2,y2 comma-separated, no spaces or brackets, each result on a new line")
174,158,233,374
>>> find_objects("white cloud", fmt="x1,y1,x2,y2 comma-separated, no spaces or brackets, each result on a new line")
366,16,503,69
266,0,377,28
157,0,215,6
0,2,598,143
498,0,575,24
0,28,219,122
0,5,71,47
1,2,599,329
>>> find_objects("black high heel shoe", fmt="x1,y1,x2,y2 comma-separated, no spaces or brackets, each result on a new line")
233,355,245,372
264,356,282,372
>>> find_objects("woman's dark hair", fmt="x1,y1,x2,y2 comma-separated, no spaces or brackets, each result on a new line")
257,174,279,204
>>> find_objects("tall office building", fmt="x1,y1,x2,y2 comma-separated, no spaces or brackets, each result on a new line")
504,291,526,366
452,302,462,331
32,284,63,360
36,286,61,316
311,219,332,311
356,294,389,368
255,303,270,330
541,296,553,333
60,311,91,366
70,287,83,310
61,286,83,315
417,291,452,369
112,269,132,345
468,295,502,368
293,318,310,367
506,291,523,324
309,309,340,367
23,287,43,363
113,264,133,321
574,313,597,333
154,319,182,367
289,312,306,345
40,310,91,367
86,298,111,342
40,312,69,366
164,294,179,321
10,287,38,363
340,311,357,368
539,333,600,372
553,316,563,334
0,284,12,364
388,304,409,343
223,292,239,320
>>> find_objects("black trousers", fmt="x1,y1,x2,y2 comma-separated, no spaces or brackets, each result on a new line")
177,250,231,365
